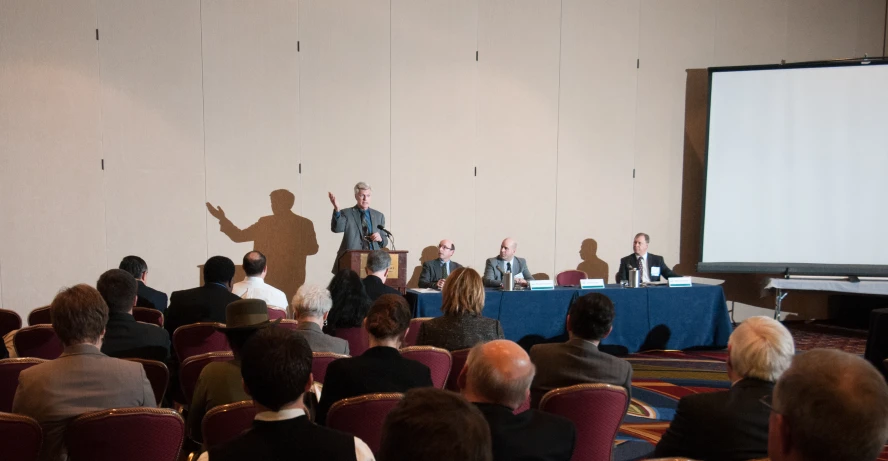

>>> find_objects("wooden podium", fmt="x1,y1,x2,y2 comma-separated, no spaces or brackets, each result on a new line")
339,250,409,293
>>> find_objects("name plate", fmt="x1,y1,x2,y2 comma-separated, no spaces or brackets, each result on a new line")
580,279,605,289
668,276,693,287
528,280,555,291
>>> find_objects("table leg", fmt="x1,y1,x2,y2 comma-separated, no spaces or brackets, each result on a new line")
775,288,788,320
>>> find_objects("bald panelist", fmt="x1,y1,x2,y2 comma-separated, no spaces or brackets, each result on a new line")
418,240,463,289
483,238,534,288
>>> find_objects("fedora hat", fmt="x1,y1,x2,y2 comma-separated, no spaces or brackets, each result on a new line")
217,298,281,331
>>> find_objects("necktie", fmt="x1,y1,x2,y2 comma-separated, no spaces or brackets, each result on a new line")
638,257,645,281
507,262,512,273
441,261,448,278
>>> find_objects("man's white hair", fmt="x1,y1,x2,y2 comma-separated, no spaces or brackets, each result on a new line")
354,182,371,195
291,284,333,319
728,316,795,382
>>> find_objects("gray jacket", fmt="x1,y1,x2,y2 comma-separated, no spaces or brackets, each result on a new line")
331,206,388,273
482,257,534,288
293,321,350,355
529,338,632,408
418,259,463,288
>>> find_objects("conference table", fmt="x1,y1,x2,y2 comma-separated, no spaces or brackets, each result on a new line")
406,285,732,353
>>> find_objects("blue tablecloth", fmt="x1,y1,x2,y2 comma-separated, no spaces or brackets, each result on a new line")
406,285,732,353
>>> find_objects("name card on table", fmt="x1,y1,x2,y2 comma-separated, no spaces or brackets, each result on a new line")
580,279,605,289
528,280,555,291
668,276,693,287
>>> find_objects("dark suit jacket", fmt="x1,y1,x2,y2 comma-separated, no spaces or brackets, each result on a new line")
654,378,774,461
418,259,463,288
101,311,170,362
483,257,534,287
331,206,388,273
136,280,168,313
209,415,358,461
316,346,433,425
164,284,241,337
416,314,504,351
362,275,400,301
616,253,677,283
529,338,633,408
475,403,576,461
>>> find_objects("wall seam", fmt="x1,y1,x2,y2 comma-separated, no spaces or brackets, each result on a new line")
199,0,209,262
553,0,564,275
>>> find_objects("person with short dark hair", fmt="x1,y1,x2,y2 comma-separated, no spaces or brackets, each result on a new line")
316,294,433,425
324,269,372,335
380,388,492,461
97,268,170,361
164,255,240,337
232,251,288,313
362,250,401,301
528,293,632,407
12,284,155,461
616,233,678,283
119,255,168,312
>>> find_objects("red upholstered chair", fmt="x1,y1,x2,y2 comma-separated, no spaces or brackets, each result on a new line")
402,317,431,347
0,358,46,412
13,325,63,360
312,352,350,384
334,327,369,357
276,319,299,331
267,308,287,321
66,408,185,461
26,306,51,326
124,358,169,406
327,393,404,455
132,307,163,327
0,412,42,461
513,393,531,414
179,351,235,405
445,348,471,392
399,346,451,389
172,322,230,362
0,309,22,338
556,270,588,287
202,400,258,449
539,383,629,461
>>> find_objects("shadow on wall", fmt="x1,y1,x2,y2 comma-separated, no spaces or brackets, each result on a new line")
407,246,439,288
205,189,319,302
577,238,609,283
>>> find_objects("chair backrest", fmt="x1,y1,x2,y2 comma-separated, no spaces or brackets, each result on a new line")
0,309,22,338
172,322,230,362
334,327,369,356
539,383,629,461
445,348,471,392
327,393,404,455
400,346,451,389
179,351,235,405
202,400,258,450
0,412,42,461
267,308,287,321
556,270,588,286
124,358,169,406
402,317,431,347
66,408,184,461
132,307,164,327
26,306,51,326
0,358,46,413
312,352,350,384
13,325,63,360
276,319,299,331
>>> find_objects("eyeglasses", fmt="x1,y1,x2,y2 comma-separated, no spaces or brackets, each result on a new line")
759,393,781,414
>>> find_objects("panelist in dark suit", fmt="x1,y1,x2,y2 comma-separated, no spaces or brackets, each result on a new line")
483,238,534,288
616,233,678,283
329,182,388,273
418,239,463,289
362,250,401,301
317,295,433,425
164,256,241,337
97,269,170,362
654,316,796,461
119,255,168,313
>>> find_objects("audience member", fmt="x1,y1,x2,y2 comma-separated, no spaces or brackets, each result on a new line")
165,256,240,337
231,251,288,312
316,294,433,425
119,255,168,312
416,267,504,351
460,340,576,461
362,250,401,301
655,316,795,461
12,284,155,461
482,238,534,288
291,285,350,354
97,268,170,362
380,388,492,461
418,239,462,289
768,348,888,461
197,327,373,461
529,293,632,407
324,269,372,335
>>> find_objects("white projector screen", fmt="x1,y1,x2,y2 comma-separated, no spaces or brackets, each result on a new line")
700,61,888,275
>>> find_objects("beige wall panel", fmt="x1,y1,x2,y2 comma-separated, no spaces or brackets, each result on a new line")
299,0,391,286
98,0,207,296
202,1,309,301
856,0,887,56
390,0,479,286
0,0,106,315
786,0,859,62
713,0,788,66
634,0,716,268
475,0,561,279
554,0,639,283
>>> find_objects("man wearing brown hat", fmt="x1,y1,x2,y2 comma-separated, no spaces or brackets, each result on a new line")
187,298,280,442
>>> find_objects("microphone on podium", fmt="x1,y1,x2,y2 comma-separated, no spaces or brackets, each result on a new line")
377,224,393,236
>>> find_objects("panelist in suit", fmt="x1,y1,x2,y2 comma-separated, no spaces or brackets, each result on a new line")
418,239,463,289
119,255,168,313
654,316,795,461
164,256,241,338
329,182,388,273
362,250,401,301
482,238,534,288
616,233,678,283
97,269,170,362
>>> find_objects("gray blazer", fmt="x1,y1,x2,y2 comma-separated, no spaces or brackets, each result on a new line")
12,344,155,461
418,259,463,288
293,321,350,355
331,206,388,273
529,338,633,408
416,314,504,352
482,257,534,288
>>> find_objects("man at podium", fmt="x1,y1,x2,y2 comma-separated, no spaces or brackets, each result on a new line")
329,181,388,273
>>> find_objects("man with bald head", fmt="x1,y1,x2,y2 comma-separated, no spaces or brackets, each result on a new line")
483,238,534,288
459,340,576,461
418,240,463,289
232,250,288,312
